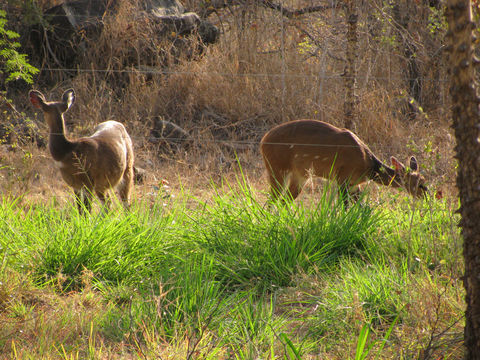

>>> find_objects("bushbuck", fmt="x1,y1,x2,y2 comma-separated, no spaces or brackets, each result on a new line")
29,88,134,212
260,120,427,205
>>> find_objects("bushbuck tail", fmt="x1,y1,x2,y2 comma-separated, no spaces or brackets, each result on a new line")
260,120,427,204
29,88,134,212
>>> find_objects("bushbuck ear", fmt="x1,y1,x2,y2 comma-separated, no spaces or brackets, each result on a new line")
29,90,46,109
391,156,405,173
409,156,418,171
62,89,75,110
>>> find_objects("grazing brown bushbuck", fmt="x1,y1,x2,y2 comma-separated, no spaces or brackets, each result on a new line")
260,120,427,205
29,89,134,212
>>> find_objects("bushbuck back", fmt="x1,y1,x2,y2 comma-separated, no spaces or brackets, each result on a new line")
29,88,134,212
260,120,427,204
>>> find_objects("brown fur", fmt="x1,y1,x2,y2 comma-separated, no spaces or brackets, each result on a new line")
29,89,134,211
260,120,427,204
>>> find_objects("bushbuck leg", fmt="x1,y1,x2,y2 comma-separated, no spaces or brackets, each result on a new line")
118,154,134,207
74,189,92,213
286,173,306,201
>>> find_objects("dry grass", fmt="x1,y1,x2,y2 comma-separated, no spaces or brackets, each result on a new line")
1,0,456,210
5,0,455,202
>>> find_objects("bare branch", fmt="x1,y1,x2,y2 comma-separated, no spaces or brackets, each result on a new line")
259,0,341,18
292,23,346,62
201,0,340,18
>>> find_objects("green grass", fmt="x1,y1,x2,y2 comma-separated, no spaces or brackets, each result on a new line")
0,183,463,359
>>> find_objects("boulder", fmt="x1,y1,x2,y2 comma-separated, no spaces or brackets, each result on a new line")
30,0,219,72
149,118,191,153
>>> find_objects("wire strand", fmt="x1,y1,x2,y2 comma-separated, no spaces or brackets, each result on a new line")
18,130,401,149
36,67,449,82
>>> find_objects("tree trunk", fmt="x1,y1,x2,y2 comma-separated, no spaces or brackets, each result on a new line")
445,0,480,357
392,0,423,119
343,0,358,130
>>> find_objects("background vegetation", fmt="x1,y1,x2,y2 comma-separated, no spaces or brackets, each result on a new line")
0,0,465,358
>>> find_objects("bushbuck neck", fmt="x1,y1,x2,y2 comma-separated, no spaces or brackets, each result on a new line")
260,119,427,204
371,154,425,196
44,109,75,161
370,157,402,188
29,89,74,161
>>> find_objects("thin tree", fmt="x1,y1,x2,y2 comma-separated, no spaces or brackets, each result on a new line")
445,0,480,356
391,0,422,114
343,0,358,130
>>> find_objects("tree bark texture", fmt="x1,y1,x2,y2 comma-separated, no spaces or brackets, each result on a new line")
392,0,422,111
343,0,358,130
445,0,480,357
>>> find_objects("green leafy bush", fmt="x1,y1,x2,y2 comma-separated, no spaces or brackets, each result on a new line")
0,9,38,85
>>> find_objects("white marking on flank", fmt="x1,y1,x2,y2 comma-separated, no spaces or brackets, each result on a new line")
92,121,121,136
54,160,64,169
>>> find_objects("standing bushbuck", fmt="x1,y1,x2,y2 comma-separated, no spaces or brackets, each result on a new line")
260,120,427,204
29,88,134,212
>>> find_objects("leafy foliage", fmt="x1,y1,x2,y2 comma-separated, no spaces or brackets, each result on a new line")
0,9,38,85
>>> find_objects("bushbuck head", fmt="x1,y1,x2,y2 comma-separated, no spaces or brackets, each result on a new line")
29,89,75,127
390,156,428,198
260,119,428,205
29,88,134,212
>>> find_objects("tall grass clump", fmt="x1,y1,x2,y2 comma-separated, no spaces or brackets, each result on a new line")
363,195,462,276
311,260,410,332
188,179,381,290
0,180,382,293
0,196,191,290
